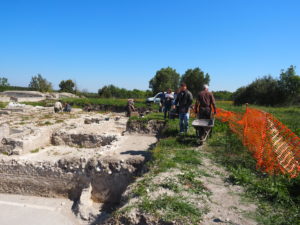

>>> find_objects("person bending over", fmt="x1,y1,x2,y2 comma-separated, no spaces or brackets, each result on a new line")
54,101,63,113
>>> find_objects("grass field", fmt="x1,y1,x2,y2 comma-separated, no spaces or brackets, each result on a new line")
210,101,300,224
208,119,300,225
58,97,151,108
217,101,300,136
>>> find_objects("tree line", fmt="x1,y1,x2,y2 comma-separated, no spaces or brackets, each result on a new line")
96,67,213,99
148,65,300,105
2,65,298,105
148,67,233,100
233,65,300,106
98,85,152,99
0,74,78,94
1,66,213,99
0,74,152,99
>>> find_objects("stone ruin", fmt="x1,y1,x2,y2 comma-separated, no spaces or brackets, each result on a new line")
0,103,157,223
0,90,79,102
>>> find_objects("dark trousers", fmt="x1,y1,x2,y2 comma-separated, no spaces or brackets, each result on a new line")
163,104,171,119
198,107,212,119
126,109,132,117
54,107,60,113
197,107,213,139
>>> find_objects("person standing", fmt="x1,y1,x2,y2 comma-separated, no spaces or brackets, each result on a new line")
163,89,174,119
173,83,193,133
195,84,216,119
173,88,180,105
158,91,165,112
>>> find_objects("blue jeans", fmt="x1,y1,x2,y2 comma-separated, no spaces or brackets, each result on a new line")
179,112,189,132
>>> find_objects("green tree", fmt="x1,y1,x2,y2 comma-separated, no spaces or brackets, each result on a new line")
0,77,9,86
59,79,76,93
278,65,300,104
233,66,300,106
98,85,114,98
28,74,53,92
233,76,280,106
180,68,210,97
149,67,180,94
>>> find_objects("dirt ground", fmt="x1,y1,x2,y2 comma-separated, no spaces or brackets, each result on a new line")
199,148,257,225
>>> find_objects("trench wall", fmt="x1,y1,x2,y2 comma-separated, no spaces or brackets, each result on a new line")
0,158,140,203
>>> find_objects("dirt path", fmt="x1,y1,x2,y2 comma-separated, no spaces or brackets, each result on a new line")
198,146,257,225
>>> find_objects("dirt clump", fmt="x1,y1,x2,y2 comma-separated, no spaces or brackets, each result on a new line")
126,119,165,135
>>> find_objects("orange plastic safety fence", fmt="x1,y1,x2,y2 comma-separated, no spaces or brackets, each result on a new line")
215,107,300,178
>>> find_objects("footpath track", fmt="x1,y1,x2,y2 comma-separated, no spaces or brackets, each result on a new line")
198,146,257,225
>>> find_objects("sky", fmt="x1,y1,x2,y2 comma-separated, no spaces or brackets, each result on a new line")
0,0,299,93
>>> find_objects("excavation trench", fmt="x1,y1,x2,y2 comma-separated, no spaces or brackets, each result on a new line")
0,157,145,203
0,109,162,223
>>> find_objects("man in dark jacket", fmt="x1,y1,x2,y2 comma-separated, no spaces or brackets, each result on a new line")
173,83,193,133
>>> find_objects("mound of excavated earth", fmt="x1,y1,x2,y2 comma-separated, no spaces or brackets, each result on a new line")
0,104,157,224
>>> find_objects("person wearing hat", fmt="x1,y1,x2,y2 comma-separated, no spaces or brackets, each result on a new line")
126,99,136,117
195,84,216,119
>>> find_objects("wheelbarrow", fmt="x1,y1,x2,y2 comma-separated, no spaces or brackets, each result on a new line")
192,118,215,145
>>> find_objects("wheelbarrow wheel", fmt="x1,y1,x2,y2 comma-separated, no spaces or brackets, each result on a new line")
195,127,205,145
197,139,204,146
200,127,206,140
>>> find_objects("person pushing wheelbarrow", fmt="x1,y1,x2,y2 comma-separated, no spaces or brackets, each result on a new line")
193,84,217,144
